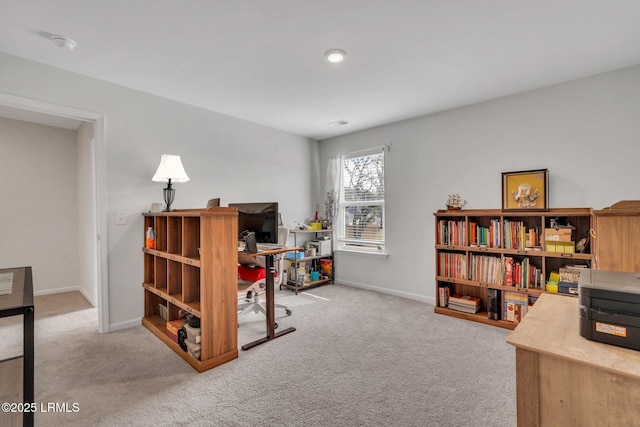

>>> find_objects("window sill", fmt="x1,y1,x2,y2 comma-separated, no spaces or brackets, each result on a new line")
334,249,389,259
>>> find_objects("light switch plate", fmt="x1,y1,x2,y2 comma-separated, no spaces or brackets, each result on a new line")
116,211,127,225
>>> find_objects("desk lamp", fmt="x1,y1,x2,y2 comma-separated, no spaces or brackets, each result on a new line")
152,154,190,211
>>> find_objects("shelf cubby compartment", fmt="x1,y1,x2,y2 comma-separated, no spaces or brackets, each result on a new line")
183,263,200,306
144,252,155,284
502,254,544,290
154,257,168,292
167,216,182,254
145,290,164,321
167,259,183,301
155,216,168,252
468,216,502,248
182,216,201,258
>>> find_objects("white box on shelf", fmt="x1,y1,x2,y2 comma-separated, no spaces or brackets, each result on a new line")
310,240,332,256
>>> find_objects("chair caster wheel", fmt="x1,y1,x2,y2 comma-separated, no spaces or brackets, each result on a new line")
275,322,278,329
285,309,292,316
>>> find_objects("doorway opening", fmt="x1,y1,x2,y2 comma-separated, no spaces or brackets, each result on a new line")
0,92,109,333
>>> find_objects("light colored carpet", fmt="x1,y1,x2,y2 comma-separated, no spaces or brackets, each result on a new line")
0,285,516,426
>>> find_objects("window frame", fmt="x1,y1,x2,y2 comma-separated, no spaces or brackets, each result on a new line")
336,147,386,255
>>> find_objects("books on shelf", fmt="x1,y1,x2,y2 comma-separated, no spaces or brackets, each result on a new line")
487,289,501,320
436,219,467,246
504,291,529,324
448,294,481,314
438,284,450,308
438,252,467,279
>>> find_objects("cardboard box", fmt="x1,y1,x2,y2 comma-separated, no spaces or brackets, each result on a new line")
545,228,572,236
559,267,582,283
546,241,575,253
166,318,187,336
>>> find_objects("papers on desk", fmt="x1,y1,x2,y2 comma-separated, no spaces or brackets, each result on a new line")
0,272,13,295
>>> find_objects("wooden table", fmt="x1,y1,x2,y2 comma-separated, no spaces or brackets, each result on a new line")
239,247,297,350
507,293,640,426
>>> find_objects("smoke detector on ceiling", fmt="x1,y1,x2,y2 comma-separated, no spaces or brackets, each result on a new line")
327,120,349,127
51,35,76,51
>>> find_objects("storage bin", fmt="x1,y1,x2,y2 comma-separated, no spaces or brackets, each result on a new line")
185,338,201,361
285,251,304,260
183,323,201,344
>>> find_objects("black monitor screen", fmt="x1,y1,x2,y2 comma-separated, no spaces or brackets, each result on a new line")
229,202,279,244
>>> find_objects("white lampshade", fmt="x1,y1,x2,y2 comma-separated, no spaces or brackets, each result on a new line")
152,154,190,183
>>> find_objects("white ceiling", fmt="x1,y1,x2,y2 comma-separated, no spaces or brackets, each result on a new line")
1,0,640,140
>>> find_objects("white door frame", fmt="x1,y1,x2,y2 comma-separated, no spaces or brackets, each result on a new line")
0,92,109,333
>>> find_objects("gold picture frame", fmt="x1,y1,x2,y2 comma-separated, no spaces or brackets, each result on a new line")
502,169,548,211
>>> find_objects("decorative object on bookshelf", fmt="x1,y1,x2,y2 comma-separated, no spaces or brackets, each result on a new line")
501,169,548,211
446,194,467,210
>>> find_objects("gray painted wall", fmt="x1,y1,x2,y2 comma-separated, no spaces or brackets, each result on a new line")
318,64,640,304
0,52,315,330
0,117,79,295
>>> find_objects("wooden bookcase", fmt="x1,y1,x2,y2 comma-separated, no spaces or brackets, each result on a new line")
593,200,640,273
434,208,594,330
142,207,238,372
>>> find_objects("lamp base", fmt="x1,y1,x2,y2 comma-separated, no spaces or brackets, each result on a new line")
163,186,175,212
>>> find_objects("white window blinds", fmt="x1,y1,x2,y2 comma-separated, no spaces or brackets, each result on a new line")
338,148,386,253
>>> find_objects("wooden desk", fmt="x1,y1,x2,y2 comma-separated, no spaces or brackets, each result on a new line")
507,293,640,427
239,247,297,350
0,267,34,427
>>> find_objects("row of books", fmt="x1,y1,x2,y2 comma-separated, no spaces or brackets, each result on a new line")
503,220,540,250
440,254,543,288
468,219,501,248
503,257,543,288
437,252,467,279
440,286,538,324
437,219,542,250
436,220,467,246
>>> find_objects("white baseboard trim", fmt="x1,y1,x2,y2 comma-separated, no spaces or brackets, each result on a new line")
109,318,142,332
78,287,97,308
336,279,436,306
34,286,98,308
34,286,80,296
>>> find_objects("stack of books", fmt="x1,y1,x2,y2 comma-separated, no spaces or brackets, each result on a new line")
448,294,481,314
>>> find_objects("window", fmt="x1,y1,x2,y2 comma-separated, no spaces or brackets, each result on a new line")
337,148,385,253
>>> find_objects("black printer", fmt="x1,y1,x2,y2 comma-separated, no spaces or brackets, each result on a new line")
579,269,640,351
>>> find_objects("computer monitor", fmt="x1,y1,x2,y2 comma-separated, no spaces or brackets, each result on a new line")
229,202,279,244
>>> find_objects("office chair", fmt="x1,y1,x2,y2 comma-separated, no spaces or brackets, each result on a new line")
206,198,220,208
238,226,292,322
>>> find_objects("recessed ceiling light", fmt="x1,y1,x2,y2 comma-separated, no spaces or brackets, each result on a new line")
51,35,76,51
324,49,347,63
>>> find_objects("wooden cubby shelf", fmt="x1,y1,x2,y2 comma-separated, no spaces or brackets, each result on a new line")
142,207,238,372
434,208,594,330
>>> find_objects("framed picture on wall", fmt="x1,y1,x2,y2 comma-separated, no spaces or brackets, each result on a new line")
502,169,548,211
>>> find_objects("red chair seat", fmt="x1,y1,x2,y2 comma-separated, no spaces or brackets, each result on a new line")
237,265,279,281
238,265,269,281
